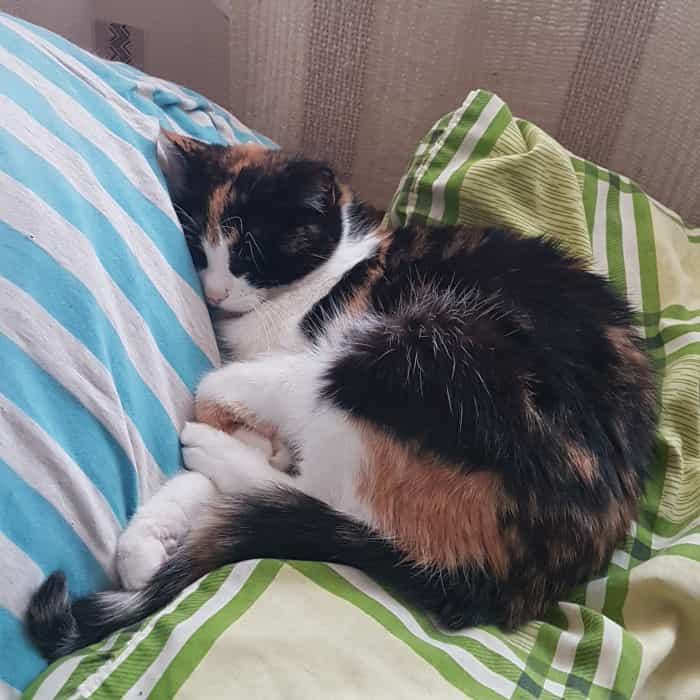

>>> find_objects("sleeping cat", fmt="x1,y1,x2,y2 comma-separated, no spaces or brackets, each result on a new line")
27,131,656,660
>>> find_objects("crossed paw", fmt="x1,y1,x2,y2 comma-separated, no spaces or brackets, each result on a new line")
181,421,294,491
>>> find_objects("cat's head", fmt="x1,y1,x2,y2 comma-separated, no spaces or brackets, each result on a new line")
157,130,344,315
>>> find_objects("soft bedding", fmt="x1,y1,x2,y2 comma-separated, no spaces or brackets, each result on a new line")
3,15,700,700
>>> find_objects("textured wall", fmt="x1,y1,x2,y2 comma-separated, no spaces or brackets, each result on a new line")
0,0,231,110
0,0,95,49
92,0,230,108
4,1,698,222
228,0,700,224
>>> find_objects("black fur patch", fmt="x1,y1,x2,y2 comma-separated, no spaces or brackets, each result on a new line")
25,572,77,661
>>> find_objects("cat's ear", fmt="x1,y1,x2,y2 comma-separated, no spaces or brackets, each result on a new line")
156,130,216,201
285,161,340,214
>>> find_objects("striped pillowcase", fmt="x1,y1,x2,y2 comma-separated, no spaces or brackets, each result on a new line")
0,13,271,697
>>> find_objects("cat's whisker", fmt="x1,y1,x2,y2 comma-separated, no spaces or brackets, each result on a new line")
247,230,265,263
220,215,244,233
247,239,260,270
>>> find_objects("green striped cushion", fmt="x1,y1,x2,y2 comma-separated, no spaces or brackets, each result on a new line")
26,90,700,699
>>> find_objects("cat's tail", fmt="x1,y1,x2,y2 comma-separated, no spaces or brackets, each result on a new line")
27,487,442,660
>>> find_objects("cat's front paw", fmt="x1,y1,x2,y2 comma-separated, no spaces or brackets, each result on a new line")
181,421,254,493
181,420,289,494
116,523,181,590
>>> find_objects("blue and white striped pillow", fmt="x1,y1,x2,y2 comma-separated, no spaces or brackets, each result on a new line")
0,13,272,697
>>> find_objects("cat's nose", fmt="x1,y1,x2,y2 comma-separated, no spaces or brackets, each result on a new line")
206,289,230,306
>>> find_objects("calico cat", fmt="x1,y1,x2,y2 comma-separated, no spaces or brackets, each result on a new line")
27,131,656,661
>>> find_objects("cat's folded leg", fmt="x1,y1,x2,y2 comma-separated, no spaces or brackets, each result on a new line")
116,470,218,590
227,425,295,474
195,352,314,438
117,422,288,592
181,421,297,494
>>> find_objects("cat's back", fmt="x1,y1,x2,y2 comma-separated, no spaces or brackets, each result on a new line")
375,224,629,330
367,224,646,429
321,220,656,628
335,221,655,495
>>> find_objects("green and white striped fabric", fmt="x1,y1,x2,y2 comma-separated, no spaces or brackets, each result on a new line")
26,90,700,699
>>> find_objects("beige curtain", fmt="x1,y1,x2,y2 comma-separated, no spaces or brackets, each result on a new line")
227,0,700,224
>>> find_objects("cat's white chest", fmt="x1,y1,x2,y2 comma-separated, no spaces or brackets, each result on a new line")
215,232,380,361
217,303,308,360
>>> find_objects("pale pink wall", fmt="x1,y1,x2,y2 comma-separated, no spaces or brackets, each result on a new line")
0,0,231,109
92,0,230,108
0,0,95,49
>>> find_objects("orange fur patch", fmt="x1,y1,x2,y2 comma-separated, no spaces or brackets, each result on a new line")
222,143,269,176
343,230,391,318
565,441,598,483
337,183,353,207
356,425,515,577
195,398,276,440
207,183,234,244
163,130,204,154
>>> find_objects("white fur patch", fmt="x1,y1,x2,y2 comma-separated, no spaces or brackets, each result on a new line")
195,350,373,524
96,590,145,622
123,203,379,585
116,472,217,590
